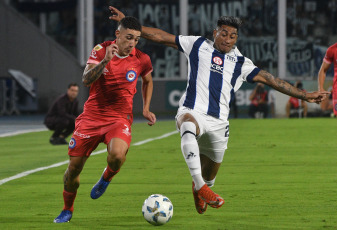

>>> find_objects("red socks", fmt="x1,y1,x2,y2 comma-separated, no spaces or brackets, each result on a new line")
63,190,77,212
103,166,120,182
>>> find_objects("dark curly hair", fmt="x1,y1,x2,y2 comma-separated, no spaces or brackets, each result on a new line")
217,16,243,32
118,16,142,32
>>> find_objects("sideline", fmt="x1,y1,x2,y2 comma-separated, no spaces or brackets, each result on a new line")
0,130,178,186
0,128,47,138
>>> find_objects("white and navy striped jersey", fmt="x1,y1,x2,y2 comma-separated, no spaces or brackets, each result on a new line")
176,35,260,120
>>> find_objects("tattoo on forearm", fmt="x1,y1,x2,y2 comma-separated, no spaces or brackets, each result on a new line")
82,59,109,86
260,70,306,100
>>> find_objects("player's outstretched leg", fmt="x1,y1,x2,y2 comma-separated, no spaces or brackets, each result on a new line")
53,210,72,223
90,168,111,199
192,182,207,214
197,184,224,208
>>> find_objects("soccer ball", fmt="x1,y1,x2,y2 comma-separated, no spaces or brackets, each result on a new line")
142,194,173,226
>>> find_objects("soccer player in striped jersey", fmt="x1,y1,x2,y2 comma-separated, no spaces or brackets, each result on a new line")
109,7,330,214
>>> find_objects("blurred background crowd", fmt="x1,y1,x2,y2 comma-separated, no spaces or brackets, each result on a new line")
1,0,336,118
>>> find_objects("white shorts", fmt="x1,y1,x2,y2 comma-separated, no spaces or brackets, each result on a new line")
175,106,229,163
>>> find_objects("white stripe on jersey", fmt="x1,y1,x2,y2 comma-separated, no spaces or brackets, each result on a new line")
176,35,260,120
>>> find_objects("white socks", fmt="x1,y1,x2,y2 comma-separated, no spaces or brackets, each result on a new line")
180,122,205,191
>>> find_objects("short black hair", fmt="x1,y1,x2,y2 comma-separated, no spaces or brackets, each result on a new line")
118,16,142,32
217,16,243,32
68,82,78,89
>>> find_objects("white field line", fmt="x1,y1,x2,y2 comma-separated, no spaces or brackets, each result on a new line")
0,130,178,185
0,128,48,137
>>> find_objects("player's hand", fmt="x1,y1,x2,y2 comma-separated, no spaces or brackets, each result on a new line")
143,110,156,126
108,6,125,22
305,91,330,103
104,43,118,62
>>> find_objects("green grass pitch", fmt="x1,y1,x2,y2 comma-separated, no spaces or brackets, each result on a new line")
0,118,336,229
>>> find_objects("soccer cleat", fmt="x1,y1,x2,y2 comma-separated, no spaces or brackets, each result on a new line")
90,168,110,199
197,184,224,208
53,210,72,223
192,182,207,214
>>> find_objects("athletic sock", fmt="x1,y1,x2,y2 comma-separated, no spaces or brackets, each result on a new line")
63,190,77,212
103,165,120,182
180,122,205,191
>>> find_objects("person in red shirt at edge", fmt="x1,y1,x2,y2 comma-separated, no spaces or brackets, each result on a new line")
286,81,308,118
54,16,156,223
318,43,337,116
248,83,269,118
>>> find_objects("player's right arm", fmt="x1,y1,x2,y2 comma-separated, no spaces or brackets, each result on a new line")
317,61,331,91
82,43,118,87
109,6,177,49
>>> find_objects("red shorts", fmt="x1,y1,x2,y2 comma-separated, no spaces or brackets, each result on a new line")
289,97,300,108
68,115,132,157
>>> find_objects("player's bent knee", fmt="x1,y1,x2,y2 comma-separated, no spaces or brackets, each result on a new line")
180,121,196,137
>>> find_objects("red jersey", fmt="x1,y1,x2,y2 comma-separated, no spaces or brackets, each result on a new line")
323,43,337,89
323,43,337,115
83,41,153,121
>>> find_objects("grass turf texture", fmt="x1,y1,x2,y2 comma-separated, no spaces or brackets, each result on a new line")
0,118,336,229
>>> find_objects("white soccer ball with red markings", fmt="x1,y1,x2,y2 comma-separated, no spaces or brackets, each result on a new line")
142,194,173,226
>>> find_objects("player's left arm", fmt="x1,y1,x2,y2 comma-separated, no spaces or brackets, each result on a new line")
252,70,330,103
317,61,331,91
141,72,156,126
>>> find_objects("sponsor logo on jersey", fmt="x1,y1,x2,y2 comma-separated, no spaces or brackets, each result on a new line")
210,56,224,74
69,138,76,149
90,50,97,59
126,70,137,82
226,55,237,62
74,131,91,138
94,44,103,51
213,56,223,65
210,63,224,74
122,124,131,136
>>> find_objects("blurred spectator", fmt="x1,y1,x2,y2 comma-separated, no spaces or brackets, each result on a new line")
248,83,269,118
268,90,276,118
285,81,307,118
44,83,80,145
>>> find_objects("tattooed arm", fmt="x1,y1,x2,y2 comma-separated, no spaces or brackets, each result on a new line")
108,6,177,49
253,70,330,103
82,43,118,87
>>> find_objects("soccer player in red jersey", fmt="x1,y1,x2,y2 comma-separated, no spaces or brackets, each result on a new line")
54,16,156,223
318,43,337,116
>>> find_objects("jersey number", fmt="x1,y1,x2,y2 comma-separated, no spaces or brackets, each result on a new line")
225,125,229,137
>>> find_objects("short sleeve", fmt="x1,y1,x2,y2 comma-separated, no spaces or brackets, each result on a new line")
241,57,260,83
324,46,334,64
87,44,106,65
140,54,153,77
175,35,201,55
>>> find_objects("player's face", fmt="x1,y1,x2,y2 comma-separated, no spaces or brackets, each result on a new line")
115,27,141,56
67,86,79,101
213,25,238,54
